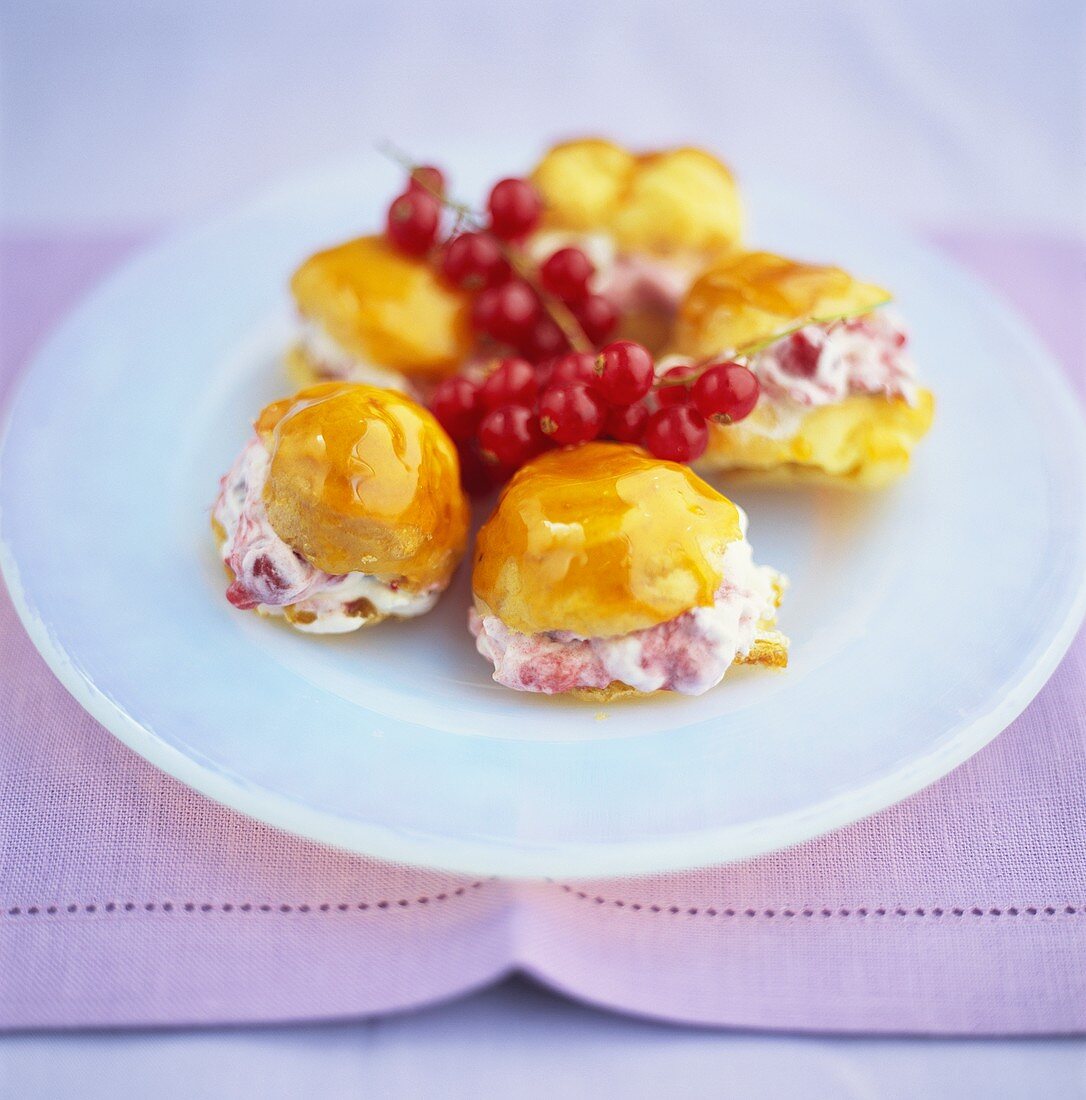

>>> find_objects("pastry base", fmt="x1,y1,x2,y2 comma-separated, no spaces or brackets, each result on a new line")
698,461,906,491
565,629,789,702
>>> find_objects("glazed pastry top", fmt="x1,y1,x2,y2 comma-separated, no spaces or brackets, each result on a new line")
473,442,744,638
290,235,472,376
530,138,743,257
257,382,469,584
676,249,891,357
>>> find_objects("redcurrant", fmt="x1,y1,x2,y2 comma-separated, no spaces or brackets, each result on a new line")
572,293,618,345
477,404,546,468
472,281,540,345
540,247,594,302
429,376,481,442
777,329,823,377
691,362,761,423
471,287,499,335
538,383,605,445
457,441,501,495
487,178,543,240
408,165,445,199
439,232,509,291
385,189,440,257
479,358,538,411
518,315,568,362
594,340,654,406
642,405,708,463
604,400,651,443
655,364,696,407
546,352,598,388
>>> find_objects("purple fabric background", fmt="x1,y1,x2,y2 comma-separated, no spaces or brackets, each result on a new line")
0,231,1084,1034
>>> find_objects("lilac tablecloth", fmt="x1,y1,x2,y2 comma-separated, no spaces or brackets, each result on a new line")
1,230,1084,1035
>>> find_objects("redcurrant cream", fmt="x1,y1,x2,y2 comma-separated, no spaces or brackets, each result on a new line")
667,309,920,440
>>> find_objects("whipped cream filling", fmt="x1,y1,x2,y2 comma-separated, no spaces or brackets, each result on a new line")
674,309,920,441
470,526,782,696
212,436,438,633
296,320,412,393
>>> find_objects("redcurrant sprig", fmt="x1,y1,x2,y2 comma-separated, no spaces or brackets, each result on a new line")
429,338,763,493
378,143,600,357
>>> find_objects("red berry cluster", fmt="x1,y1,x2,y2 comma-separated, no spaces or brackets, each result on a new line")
431,341,761,493
384,165,617,366
382,159,760,492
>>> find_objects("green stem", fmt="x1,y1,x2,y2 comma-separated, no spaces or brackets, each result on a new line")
653,300,893,389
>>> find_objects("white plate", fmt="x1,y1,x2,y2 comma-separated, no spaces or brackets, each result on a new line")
2,157,1085,878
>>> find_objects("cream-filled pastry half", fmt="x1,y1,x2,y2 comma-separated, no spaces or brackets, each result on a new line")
675,250,934,487
470,442,786,698
212,383,469,633
287,235,473,396
528,138,743,353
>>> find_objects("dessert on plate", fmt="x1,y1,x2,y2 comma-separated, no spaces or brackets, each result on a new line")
212,382,469,632
674,250,935,487
287,234,473,393
528,138,743,351
470,442,787,698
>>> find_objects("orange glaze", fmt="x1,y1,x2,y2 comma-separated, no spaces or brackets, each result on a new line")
677,250,891,357
257,383,469,585
290,235,473,377
473,442,744,638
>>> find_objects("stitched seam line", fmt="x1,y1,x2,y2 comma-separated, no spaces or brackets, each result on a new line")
4,882,1081,920
2,881,487,916
553,887,1083,919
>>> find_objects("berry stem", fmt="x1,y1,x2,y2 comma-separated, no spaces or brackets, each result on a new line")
377,140,593,354
377,140,479,225
734,303,892,357
505,252,594,354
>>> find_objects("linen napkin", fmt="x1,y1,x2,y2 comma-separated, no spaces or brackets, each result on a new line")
1,231,1083,1033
